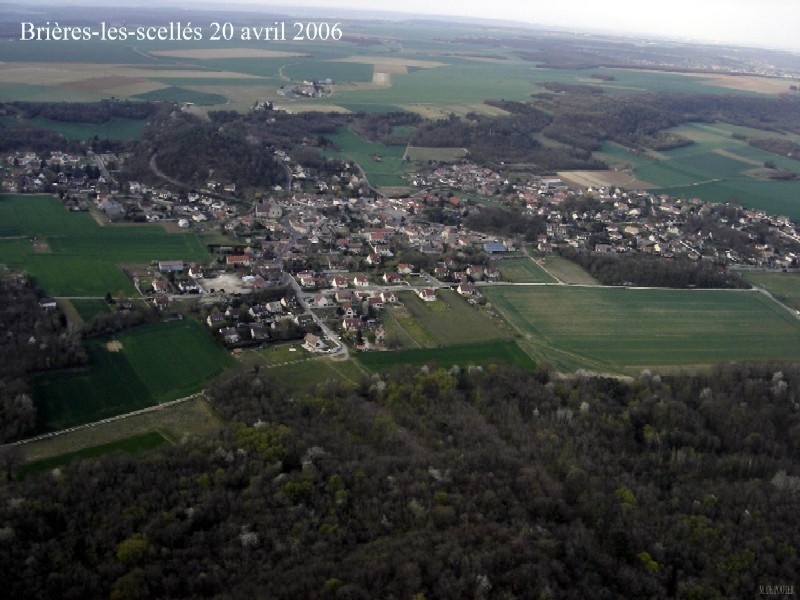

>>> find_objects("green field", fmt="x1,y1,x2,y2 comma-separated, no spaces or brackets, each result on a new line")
483,285,800,373
356,340,535,372
133,86,228,105
498,258,559,283
17,431,170,477
540,256,598,284
322,128,408,187
0,116,146,141
70,298,112,322
405,146,467,162
0,195,209,296
608,122,800,219
398,289,513,345
741,271,800,311
264,357,365,392
33,319,235,431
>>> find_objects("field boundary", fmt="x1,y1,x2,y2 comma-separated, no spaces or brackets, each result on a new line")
2,392,204,448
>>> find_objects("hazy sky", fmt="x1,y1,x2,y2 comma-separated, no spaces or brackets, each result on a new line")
240,0,800,51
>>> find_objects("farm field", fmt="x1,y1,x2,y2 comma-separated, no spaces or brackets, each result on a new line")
405,146,468,162
70,298,112,322
19,397,221,464
602,122,800,219
741,271,800,311
33,319,234,432
0,194,209,296
265,357,365,392
356,340,535,372
483,285,800,374
18,431,171,477
0,116,146,141
497,258,558,283
321,128,408,187
397,289,513,345
540,256,598,284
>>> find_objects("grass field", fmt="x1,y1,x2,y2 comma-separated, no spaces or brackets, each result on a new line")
0,116,146,141
405,146,468,162
322,128,408,187
19,397,221,464
398,289,513,345
265,357,366,392
483,285,800,374
18,431,171,477
0,195,209,296
132,85,228,105
70,298,112,322
33,319,234,431
498,258,559,283
356,340,535,372
741,271,800,311
540,256,598,284
603,122,800,219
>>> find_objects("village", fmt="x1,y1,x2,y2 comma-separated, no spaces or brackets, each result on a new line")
4,146,800,355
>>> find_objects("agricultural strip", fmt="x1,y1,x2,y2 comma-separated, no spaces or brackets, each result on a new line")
540,256,598,284
497,257,558,283
356,340,535,372
33,319,234,431
321,128,408,187
741,271,800,312
483,285,800,374
397,289,513,345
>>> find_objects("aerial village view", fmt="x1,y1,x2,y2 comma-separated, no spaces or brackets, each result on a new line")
0,1,799,598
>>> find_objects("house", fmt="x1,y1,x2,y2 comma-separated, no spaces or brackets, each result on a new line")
353,274,369,287
457,283,477,296
397,263,414,275
226,255,251,267
433,267,449,280
153,295,170,310
39,297,57,310
207,312,227,327
303,333,325,351
367,296,384,311
226,307,243,322
249,304,270,321
188,264,204,278
382,272,403,285
484,266,500,279
366,253,381,266
152,279,169,293
250,324,270,342
417,288,436,302
177,280,200,293
312,294,333,308
335,289,354,303
330,275,348,289
341,301,358,318
220,327,240,344
342,318,363,331
380,290,397,303
158,260,185,273
483,241,507,254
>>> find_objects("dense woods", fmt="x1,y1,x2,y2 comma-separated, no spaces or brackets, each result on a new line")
1,361,798,598
11,99,159,124
0,278,86,442
464,205,546,241
558,248,751,289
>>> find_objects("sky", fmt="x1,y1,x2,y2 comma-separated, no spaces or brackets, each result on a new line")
226,0,800,51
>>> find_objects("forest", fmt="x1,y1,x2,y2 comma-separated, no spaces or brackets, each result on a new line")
558,248,751,289
0,361,798,598
0,278,86,443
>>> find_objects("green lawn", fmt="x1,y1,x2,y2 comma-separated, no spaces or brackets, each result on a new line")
398,289,513,345
70,299,112,322
483,285,800,374
498,258,558,283
0,195,209,296
541,256,598,285
132,86,228,105
356,340,535,372
33,319,234,431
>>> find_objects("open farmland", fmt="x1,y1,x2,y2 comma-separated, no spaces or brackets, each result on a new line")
398,289,513,345
0,195,209,296
483,285,800,374
33,319,234,432
497,258,558,283
322,128,408,188
601,122,800,219
357,340,535,372
741,271,800,312
540,256,598,284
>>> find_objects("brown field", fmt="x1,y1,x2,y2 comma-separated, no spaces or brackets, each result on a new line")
372,71,391,86
558,169,656,189
60,75,149,92
374,63,408,75
624,68,796,94
150,48,307,59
